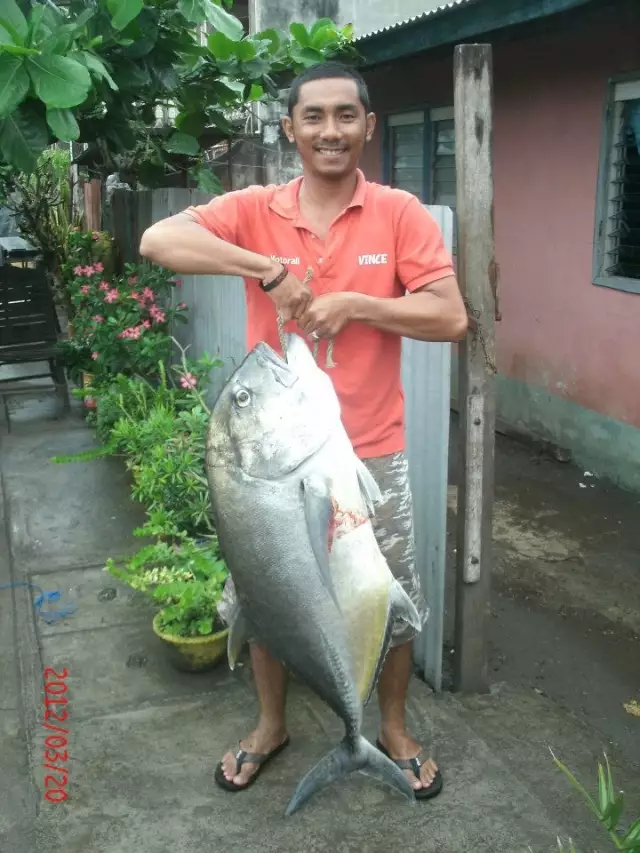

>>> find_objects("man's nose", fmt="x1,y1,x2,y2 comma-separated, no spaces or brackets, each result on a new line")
320,116,341,139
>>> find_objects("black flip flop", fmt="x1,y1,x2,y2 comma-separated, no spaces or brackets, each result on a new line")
214,736,291,792
376,738,443,800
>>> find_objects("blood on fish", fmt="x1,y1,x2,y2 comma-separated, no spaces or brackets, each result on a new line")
327,497,368,553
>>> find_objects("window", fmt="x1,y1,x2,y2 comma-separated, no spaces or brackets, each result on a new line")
593,78,640,294
386,107,457,252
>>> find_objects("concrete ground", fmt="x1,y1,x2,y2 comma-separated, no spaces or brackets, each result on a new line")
1,372,639,853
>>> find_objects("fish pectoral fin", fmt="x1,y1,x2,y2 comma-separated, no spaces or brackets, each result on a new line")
389,578,423,632
355,459,382,516
227,603,250,670
302,474,340,610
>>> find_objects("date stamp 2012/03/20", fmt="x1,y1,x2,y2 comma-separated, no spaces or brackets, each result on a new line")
42,666,70,803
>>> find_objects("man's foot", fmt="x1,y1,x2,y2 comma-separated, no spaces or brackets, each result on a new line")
216,728,290,790
377,729,442,797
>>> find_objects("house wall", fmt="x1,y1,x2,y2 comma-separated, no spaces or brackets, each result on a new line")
361,1,640,490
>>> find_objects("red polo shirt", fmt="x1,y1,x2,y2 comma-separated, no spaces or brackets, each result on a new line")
186,169,454,459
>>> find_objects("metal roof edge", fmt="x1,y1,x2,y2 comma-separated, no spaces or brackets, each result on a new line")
356,0,599,66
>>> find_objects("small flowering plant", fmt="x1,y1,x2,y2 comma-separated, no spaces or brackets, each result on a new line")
105,518,228,638
68,260,187,377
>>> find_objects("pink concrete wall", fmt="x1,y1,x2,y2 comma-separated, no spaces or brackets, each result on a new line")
361,2,640,428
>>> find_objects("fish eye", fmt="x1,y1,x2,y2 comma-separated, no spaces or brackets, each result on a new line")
234,388,251,408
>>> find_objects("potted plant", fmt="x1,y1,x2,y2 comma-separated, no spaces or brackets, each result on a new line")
106,523,229,673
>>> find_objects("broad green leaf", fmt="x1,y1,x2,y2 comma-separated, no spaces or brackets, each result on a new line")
178,0,205,23
82,51,118,90
255,28,280,54
0,22,13,44
107,0,144,31
207,30,234,60
203,0,243,41
289,22,309,46
0,0,28,42
248,83,263,101
192,165,222,194
0,103,49,173
218,76,244,94
175,110,207,138
27,54,91,108
0,54,29,119
341,23,354,40
310,17,334,36
0,42,39,56
46,107,80,141
163,132,199,155
311,25,334,50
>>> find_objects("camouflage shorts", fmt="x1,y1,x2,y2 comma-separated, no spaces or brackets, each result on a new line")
217,451,428,647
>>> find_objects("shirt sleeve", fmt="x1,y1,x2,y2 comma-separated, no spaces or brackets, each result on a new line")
395,195,455,292
183,187,258,245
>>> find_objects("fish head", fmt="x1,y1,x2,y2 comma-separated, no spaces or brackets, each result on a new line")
207,336,338,480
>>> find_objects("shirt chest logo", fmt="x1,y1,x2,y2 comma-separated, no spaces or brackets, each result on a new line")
358,253,388,266
271,254,300,266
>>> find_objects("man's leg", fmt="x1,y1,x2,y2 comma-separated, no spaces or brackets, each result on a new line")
220,643,289,786
364,452,439,792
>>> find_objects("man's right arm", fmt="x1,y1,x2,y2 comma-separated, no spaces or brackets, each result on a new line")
139,212,280,280
139,212,312,321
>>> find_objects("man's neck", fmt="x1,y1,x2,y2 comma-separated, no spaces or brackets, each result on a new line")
298,170,359,216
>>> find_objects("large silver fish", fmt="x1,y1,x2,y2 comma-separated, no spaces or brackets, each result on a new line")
205,333,421,816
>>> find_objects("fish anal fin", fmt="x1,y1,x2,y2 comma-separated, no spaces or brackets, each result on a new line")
227,603,250,670
355,459,382,516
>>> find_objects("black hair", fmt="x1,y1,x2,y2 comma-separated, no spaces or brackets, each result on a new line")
287,61,371,115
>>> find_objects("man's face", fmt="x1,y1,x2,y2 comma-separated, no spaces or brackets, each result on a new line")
282,77,376,180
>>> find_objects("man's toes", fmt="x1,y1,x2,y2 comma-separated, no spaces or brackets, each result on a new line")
421,759,438,786
233,763,257,786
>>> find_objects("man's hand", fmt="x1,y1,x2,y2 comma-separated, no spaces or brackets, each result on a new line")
266,267,313,323
297,292,358,339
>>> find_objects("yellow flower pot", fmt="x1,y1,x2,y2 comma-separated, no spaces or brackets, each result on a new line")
152,611,228,673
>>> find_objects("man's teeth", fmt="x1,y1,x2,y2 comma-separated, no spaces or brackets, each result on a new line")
317,148,344,156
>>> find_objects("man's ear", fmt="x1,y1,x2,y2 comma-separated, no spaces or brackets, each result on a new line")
365,112,376,143
281,115,294,143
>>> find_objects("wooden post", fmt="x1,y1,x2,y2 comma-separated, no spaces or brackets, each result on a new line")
453,44,498,693
83,179,102,231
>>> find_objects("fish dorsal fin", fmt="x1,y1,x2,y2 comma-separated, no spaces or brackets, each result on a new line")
302,474,341,612
355,458,382,516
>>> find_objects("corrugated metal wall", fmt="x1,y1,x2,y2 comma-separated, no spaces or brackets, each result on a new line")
117,189,452,691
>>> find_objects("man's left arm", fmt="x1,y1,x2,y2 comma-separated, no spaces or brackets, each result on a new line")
298,196,468,343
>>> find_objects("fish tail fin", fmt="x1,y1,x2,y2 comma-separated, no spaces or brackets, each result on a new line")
284,735,415,816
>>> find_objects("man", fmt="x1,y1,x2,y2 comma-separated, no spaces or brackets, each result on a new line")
140,60,467,799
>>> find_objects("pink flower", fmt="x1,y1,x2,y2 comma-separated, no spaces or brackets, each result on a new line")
80,284,90,295
83,265,95,276
99,280,110,292
94,262,104,273
142,320,151,329
130,291,141,301
128,275,138,285
151,309,166,324
92,315,104,324
91,352,99,360
175,278,183,289
104,289,119,304
142,287,154,302
73,265,84,276
180,373,197,389
117,325,144,340
177,301,187,310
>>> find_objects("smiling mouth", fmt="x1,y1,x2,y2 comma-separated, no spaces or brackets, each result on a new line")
315,148,347,157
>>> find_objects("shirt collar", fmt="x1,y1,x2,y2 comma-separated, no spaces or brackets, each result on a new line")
268,168,367,222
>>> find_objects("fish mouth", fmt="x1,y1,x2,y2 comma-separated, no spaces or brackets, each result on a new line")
254,341,298,387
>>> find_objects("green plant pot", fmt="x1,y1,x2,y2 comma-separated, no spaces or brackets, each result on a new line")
152,611,228,673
